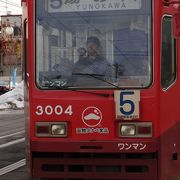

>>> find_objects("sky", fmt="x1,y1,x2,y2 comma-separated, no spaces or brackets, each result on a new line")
0,0,22,16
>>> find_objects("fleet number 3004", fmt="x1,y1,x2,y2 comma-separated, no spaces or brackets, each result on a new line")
35,105,73,116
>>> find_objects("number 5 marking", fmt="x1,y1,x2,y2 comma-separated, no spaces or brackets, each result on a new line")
114,90,140,119
120,91,135,115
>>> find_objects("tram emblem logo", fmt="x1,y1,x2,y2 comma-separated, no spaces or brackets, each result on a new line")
82,106,102,127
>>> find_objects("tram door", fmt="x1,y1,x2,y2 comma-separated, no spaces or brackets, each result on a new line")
160,15,180,179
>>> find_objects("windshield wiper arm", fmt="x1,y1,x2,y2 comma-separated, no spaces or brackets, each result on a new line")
72,73,104,76
42,85,111,97
72,72,120,88
72,89,111,97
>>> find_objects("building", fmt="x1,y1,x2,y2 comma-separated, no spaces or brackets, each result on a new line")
0,15,22,87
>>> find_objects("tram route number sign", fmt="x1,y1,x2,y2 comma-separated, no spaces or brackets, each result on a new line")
114,90,140,120
47,0,142,13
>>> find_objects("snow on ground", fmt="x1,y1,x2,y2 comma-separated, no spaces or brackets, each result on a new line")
0,81,24,110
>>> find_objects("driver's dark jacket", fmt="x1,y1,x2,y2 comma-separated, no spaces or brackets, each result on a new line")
72,55,112,86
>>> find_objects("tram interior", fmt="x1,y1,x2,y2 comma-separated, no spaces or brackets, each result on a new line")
36,3,152,88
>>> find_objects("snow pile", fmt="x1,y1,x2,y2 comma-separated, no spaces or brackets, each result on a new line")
0,81,24,110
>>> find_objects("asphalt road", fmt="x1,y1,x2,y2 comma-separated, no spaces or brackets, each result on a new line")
0,110,30,180
0,110,24,135
0,166,32,180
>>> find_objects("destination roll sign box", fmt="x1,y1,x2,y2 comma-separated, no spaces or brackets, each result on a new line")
47,0,142,13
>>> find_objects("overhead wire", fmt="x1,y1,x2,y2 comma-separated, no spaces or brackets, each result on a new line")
0,0,21,8
0,10,7,14
0,5,21,13
0,0,21,15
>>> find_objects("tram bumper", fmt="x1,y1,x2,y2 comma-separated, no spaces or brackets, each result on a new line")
30,140,158,180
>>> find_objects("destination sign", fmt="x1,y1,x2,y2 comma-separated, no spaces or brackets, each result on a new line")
47,0,142,13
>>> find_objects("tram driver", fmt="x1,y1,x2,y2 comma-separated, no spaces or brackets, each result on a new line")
73,36,111,75
72,36,112,86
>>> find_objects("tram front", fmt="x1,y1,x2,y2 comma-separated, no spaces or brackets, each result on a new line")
31,0,155,179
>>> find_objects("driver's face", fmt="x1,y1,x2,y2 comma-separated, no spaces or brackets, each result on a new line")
87,42,98,56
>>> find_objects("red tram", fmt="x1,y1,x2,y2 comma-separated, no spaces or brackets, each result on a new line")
22,0,180,179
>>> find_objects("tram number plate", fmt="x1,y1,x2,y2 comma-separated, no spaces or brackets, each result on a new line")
35,105,73,116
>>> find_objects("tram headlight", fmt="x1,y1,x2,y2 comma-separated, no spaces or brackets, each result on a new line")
120,124,136,136
51,123,67,137
119,122,152,137
36,122,67,137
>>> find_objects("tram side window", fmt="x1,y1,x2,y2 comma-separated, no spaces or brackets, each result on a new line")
161,16,176,89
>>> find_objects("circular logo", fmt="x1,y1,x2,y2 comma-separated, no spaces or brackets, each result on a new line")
82,106,102,127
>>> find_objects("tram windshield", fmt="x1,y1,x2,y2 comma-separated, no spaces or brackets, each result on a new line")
36,0,152,89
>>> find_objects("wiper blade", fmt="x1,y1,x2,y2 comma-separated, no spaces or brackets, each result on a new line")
72,73,104,77
72,89,111,97
42,85,111,97
41,84,70,89
72,72,120,88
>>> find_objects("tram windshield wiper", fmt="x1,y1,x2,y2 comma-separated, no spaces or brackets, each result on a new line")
72,72,120,88
47,85,111,97
72,89,111,97
72,73,105,77
41,73,120,97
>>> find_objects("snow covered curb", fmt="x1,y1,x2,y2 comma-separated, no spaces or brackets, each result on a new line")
0,81,24,110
